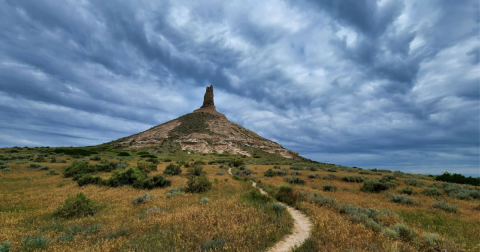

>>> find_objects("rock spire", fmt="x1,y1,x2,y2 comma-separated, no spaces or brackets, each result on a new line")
201,85,215,108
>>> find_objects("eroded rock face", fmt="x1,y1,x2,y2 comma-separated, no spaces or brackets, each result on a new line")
201,85,214,108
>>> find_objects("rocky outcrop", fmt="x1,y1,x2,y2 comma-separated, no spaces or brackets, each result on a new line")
108,85,299,159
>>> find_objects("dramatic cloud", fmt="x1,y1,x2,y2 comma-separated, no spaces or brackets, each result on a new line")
0,0,478,175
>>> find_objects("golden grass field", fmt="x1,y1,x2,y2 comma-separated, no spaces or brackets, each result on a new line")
0,147,479,251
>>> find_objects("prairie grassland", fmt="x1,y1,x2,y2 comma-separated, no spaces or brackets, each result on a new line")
0,155,292,251
251,164,480,252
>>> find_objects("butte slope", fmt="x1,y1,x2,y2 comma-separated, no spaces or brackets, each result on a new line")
108,85,298,159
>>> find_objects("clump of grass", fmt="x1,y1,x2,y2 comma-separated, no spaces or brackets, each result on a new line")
2,167,11,172
85,224,102,235
102,227,128,240
432,200,460,213
52,192,101,219
323,184,337,192
382,228,398,239
291,171,301,176
166,187,184,198
133,193,154,204
341,175,365,183
20,235,50,251
398,187,413,195
389,194,417,205
216,171,224,175
76,174,102,186
27,163,41,169
0,240,12,252
307,173,321,179
405,178,425,187
40,221,64,233
185,175,212,193
243,189,271,204
283,176,305,185
421,232,443,249
163,163,181,175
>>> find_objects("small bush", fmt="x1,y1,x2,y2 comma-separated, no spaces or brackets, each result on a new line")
275,184,299,206
432,200,460,213
381,174,396,181
341,175,365,183
215,172,224,175
307,166,318,171
284,176,306,185
77,174,102,187
327,167,338,172
389,194,416,205
270,203,287,216
117,152,130,156
276,168,288,176
185,175,212,193
398,187,413,195
323,184,337,192
243,189,271,204
137,161,157,173
63,161,94,178
21,235,50,251
405,178,425,187
0,240,12,252
2,167,11,172
382,228,398,239
39,166,50,170
200,197,209,204
323,174,337,180
393,223,417,241
133,193,154,204
187,164,204,176
46,170,59,175
422,232,442,249
164,163,182,175
264,169,276,177
166,187,184,198
309,193,338,208
423,188,442,196
90,155,101,161
52,192,101,219
360,179,390,193
291,171,301,175
27,163,41,169
141,175,171,189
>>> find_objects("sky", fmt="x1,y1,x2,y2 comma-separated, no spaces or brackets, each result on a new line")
0,0,478,176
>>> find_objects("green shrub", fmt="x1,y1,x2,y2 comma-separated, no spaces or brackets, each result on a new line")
40,166,50,170
117,152,130,157
185,175,212,193
52,192,101,219
323,174,337,180
94,160,118,172
389,194,416,205
216,172,224,175
360,179,390,193
137,161,157,173
187,164,204,176
132,193,154,204
421,232,442,249
275,184,299,206
291,171,301,175
164,163,182,175
77,174,102,187
283,176,306,185
230,159,245,168
140,175,171,189
90,155,101,161
63,161,94,178
21,235,50,251
0,240,12,252
200,197,209,204
323,184,337,192
276,168,288,176
104,168,147,188
27,163,41,169
393,223,417,241
309,193,338,208
435,172,480,186
273,165,280,169
2,167,10,172
307,166,318,171
307,173,320,179
166,187,184,198
432,200,460,213
399,187,413,195
270,203,287,216
46,170,59,175
358,171,381,175
382,174,396,181
264,169,276,177
382,228,398,239
341,175,365,183
405,178,425,187
423,188,442,196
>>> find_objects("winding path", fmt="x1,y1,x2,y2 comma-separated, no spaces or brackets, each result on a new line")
228,168,312,252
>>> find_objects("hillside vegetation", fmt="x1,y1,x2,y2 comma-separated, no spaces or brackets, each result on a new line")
1,146,479,251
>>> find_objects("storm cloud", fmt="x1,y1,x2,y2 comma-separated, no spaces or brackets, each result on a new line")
0,0,478,175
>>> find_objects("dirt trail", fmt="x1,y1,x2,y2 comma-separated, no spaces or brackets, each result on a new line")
228,168,312,252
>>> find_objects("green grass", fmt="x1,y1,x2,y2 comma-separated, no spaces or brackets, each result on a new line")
399,210,479,248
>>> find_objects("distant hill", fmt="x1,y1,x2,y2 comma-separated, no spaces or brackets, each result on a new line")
106,85,299,159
